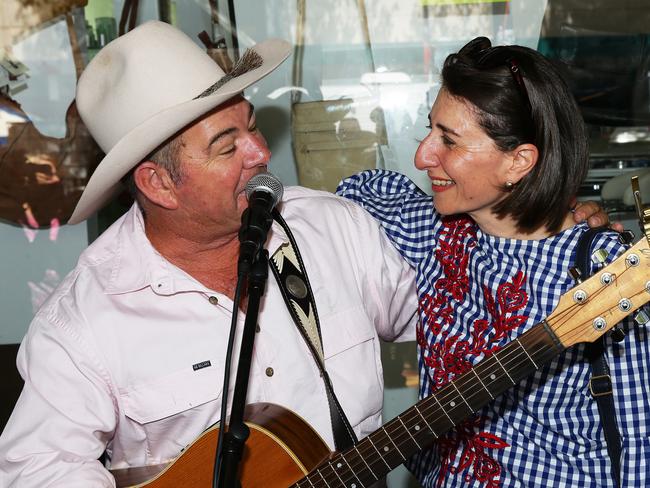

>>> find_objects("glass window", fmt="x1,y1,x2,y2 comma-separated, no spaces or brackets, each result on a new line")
1,8,649,484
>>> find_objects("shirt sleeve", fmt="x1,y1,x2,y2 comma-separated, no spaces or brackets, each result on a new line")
338,193,419,343
0,308,118,487
336,169,439,267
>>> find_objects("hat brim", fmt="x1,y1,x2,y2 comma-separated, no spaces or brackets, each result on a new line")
68,38,291,225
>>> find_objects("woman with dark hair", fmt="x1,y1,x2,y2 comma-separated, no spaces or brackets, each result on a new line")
338,37,649,487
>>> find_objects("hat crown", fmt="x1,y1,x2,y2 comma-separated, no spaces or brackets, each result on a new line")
76,21,225,153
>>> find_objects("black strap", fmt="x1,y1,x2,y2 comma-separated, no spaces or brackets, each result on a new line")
269,209,358,451
574,226,622,487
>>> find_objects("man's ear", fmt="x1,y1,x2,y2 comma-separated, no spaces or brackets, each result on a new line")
507,143,538,185
133,162,179,210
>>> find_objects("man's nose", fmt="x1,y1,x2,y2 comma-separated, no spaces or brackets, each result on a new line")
241,134,271,168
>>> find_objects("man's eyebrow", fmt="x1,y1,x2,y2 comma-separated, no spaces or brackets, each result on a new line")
436,122,460,137
207,102,257,148
208,127,237,147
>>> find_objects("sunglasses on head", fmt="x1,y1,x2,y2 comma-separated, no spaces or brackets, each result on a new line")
458,38,532,114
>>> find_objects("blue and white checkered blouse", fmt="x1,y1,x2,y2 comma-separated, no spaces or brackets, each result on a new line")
337,169,650,488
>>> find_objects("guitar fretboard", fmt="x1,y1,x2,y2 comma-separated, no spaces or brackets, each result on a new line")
293,321,564,488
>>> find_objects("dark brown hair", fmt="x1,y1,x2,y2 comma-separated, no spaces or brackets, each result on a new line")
442,37,589,233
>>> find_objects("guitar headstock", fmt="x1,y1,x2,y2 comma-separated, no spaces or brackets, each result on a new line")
551,238,650,348
550,177,650,349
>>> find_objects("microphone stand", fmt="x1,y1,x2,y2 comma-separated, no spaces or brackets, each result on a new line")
216,249,269,488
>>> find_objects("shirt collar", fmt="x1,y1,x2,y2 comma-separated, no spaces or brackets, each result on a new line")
101,204,289,296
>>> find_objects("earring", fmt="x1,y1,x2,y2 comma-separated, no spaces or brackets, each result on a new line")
505,181,514,189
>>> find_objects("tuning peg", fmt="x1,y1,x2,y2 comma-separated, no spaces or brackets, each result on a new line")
610,327,626,343
590,248,609,265
568,267,582,283
618,230,635,244
634,309,649,326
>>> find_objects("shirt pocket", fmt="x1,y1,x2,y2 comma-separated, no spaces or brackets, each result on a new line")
122,365,222,424
120,363,224,460
321,306,383,430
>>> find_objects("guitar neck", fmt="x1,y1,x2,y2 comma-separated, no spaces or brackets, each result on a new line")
294,322,564,487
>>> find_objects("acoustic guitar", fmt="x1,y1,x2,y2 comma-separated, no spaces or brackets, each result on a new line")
112,227,650,488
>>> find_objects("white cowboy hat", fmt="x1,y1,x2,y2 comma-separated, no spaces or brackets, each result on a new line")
68,20,291,224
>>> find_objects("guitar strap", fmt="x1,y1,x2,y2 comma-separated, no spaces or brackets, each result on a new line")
574,226,629,488
268,209,358,451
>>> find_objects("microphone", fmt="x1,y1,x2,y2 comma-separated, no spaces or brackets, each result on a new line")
238,172,284,274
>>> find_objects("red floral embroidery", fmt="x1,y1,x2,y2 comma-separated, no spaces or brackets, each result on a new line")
439,417,509,488
419,293,452,336
416,216,529,487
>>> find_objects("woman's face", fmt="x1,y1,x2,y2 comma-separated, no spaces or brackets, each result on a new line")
415,89,514,226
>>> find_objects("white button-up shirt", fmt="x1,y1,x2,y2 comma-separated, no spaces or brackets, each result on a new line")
0,186,417,487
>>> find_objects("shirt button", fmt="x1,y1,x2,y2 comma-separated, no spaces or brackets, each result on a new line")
255,324,261,333
208,296,219,305
265,367,274,377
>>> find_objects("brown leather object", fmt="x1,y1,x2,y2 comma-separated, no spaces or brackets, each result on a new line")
0,95,103,227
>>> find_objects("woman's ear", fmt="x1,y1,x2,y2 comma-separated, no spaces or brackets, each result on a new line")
133,162,179,210
507,143,538,184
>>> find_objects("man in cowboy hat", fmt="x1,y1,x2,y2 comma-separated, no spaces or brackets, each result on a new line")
0,20,419,486
0,21,610,487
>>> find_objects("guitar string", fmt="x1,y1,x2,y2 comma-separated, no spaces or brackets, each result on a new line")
300,335,551,487
554,267,644,347
299,325,556,487
355,263,644,486
316,325,565,486
300,263,645,487
309,313,593,487
550,266,648,351
305,275,643,488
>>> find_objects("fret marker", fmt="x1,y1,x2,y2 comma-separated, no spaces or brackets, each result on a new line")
490,374,496,380
382,426,405,460
336,462,342,468
450,401,456,407
415,404,438,438
450,381,473,411
397,416,422,449
367,438,391,470
415,425,420,431
433,395,454,425
351,484,357,488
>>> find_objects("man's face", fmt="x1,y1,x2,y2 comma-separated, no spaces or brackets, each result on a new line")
171,96,270,238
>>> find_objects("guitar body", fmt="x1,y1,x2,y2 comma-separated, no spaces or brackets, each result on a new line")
111,403,332,488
